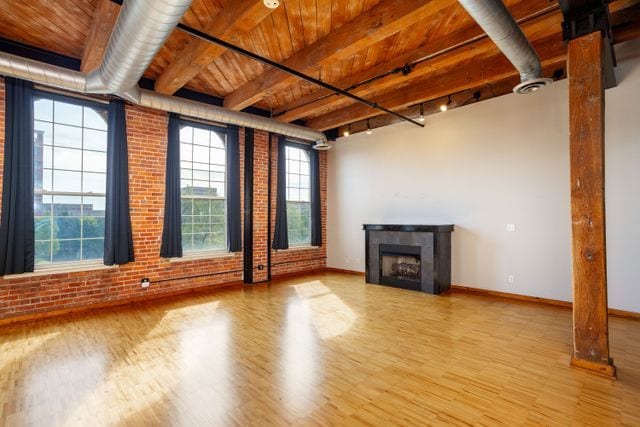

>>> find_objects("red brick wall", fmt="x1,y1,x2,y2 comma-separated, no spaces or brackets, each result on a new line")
0,78,326,321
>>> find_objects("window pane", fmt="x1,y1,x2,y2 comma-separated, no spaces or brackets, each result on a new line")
42,145,53,169
54,124,82,148
289,188,299,201
193,169,208,181
193,128,209,146
54,101,83,126
180,126,192,143
83,107,107,130
84,196,106,213
42,170,53,192
35,120,53,145
300,161,310,176
180,143,192,161
82,238,104,260
53,147,82,171
288,159,300,173
83,150,107,173
35,217,52,241
35,241,52,265
35,98,53,122
53,170,81,192
84,129,107,151
83,172,106,194
211,199,225,215
211,133,225,149
210,172,224,183
181,199,192,216
193,199,209,215
83,216,105,238
300,175,310,189
53,195,82,215
54,217,81,239
52,239,81,263
193,145,208,161
211,182,224,198
300,189,310,202
210,148,225,165
35,196,52,216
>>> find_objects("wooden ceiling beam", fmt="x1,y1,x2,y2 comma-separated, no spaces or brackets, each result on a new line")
222,0,454,111
154,0,275,95
307,34,568,131
277,7,562,123
273,0,558,121
80,0,120,73
306,3,640,131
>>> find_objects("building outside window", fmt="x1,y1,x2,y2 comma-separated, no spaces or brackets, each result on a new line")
33,95,108,266
179,122,227,253
285,144,311,246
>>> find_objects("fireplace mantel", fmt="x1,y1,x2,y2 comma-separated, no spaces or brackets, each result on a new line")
363,224,454,233
363,224,454,294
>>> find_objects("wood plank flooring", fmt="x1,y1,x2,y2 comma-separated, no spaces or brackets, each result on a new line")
1,272,639,426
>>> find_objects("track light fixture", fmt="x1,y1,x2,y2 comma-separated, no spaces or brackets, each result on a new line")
366,119,373,134
418,104,425,122
343,124,350,137
440,95,452,112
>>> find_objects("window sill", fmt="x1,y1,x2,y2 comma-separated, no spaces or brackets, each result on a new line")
278,245,320,251
3,262,117,280
167,251,234,263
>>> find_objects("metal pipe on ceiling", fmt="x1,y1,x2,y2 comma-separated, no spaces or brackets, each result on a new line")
457,0,553,94
0,0,328,143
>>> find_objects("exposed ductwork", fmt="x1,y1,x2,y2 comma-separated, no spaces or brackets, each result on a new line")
0,0,328,143
85,0,192,102
457,0,553,94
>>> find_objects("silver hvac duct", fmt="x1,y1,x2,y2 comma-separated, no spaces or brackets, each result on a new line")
85,0,192,102
0,51,327,142
458,0,553,94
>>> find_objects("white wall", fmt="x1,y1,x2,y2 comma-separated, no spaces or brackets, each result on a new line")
327,39,640,312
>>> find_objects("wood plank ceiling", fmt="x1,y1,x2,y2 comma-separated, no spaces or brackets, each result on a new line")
0,0,638,134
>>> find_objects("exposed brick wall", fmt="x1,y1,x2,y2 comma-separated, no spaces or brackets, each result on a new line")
0,78,326,321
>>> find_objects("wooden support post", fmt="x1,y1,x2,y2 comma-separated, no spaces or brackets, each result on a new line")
568,31,615,378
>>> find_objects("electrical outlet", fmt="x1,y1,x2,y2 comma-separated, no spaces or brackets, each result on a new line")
141,278,150,288
506,224,516,232
507,275,515,284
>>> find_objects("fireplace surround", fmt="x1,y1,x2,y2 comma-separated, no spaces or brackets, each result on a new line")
363,224,454,294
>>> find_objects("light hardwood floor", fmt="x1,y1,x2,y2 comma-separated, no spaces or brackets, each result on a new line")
1,272,639,426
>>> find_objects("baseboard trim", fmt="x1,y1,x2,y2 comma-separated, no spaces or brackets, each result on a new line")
270,267,327,281
324,267,365,276
451,285,640,320
0,280,243,327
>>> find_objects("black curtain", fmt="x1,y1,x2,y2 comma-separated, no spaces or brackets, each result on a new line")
160,113,182,258
272,136,288,250
226,125,241,252
104,99,134,265
310,148,322,247
0,77,35,275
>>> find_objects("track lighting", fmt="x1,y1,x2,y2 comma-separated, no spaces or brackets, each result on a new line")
418,104,425,122
366,119,372,134
343,125,350,137
440,95,452,112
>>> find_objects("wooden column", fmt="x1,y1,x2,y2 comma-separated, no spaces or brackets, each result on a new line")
568,31,615,378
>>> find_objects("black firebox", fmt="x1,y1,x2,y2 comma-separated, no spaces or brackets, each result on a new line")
379,244,422,290
363,224,454,295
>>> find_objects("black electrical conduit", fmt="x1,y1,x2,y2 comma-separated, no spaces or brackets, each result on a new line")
173,23,424,128
151,257,326,284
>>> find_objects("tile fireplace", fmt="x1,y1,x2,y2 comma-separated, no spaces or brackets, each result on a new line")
363,224,454,294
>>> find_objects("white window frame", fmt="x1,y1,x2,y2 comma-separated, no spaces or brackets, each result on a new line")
33,92,109,270
178,120,228,256
285,143,312,247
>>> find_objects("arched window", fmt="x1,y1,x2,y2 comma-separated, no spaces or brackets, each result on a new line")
285,145,311,246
